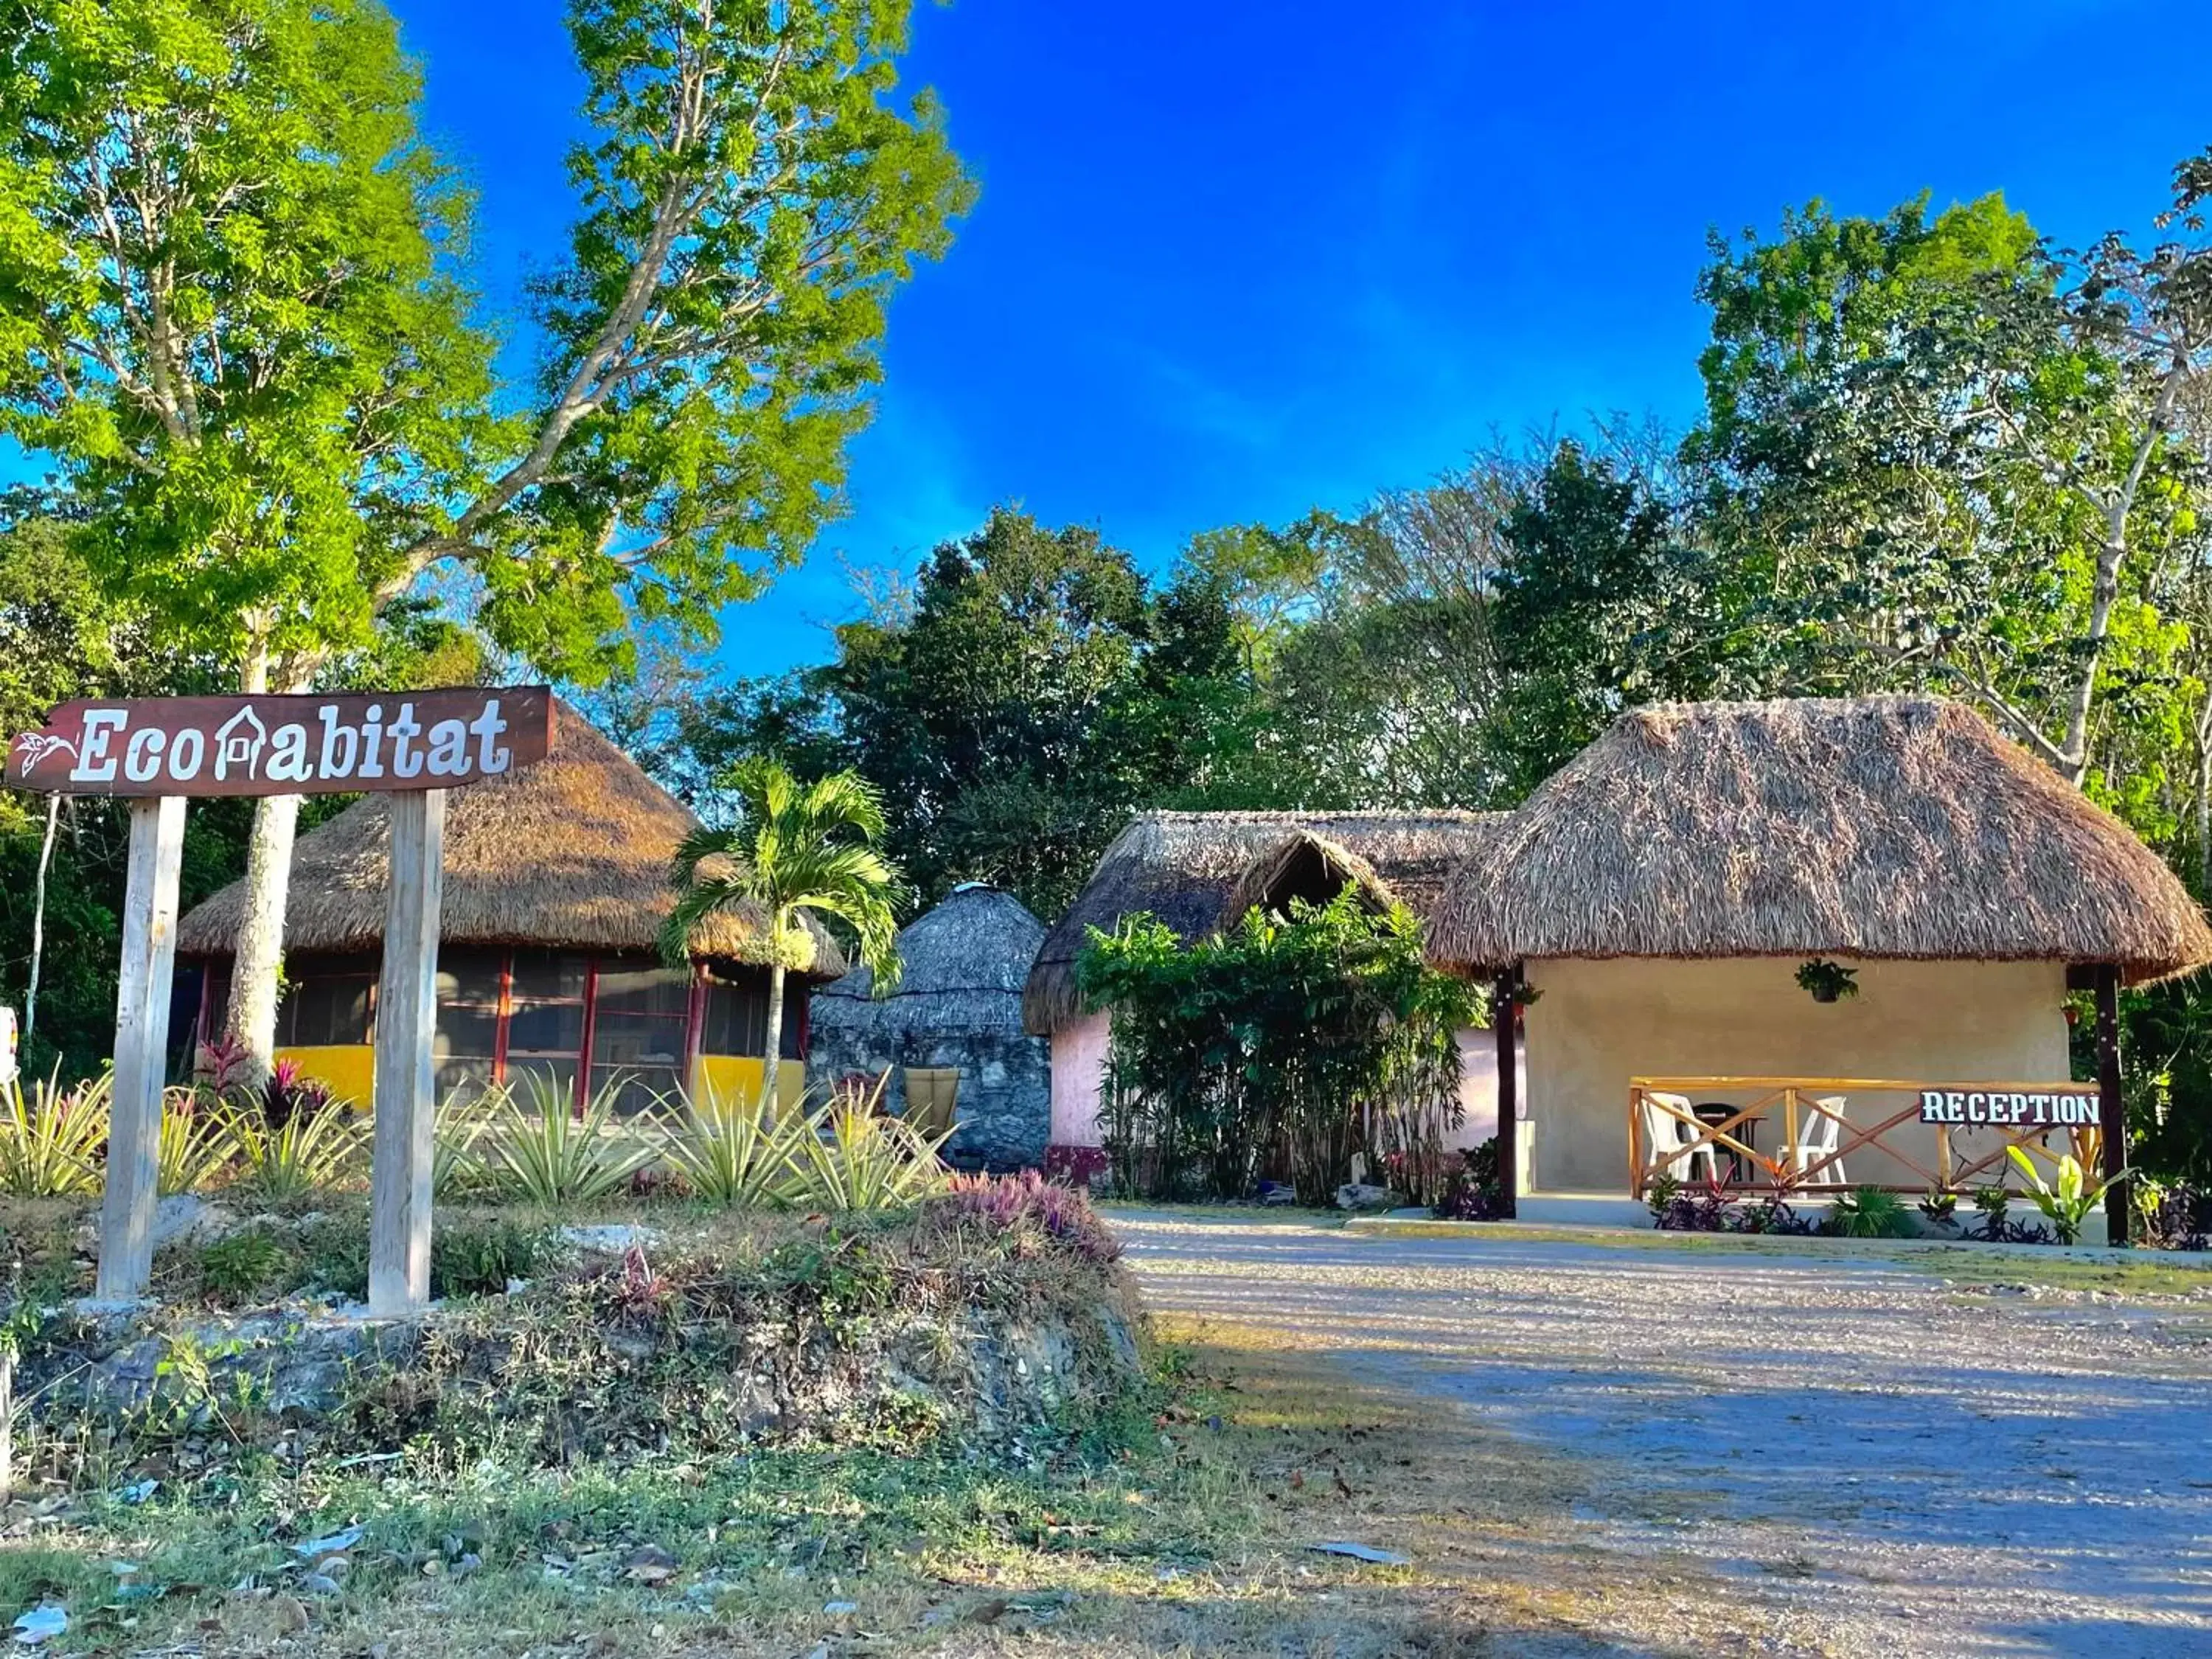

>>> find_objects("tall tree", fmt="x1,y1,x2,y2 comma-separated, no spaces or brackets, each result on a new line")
1690,166,2212,798
662,759,901,1111
0,0,971,1078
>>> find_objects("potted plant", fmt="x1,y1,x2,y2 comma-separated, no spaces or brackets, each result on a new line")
1795,958,1860,1004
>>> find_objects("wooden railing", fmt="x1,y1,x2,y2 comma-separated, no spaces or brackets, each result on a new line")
1626,1076,2104,1199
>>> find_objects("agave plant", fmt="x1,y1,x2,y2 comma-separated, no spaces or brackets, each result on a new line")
0,1066,109,1197
225,1100,368,1208
158,1088,243,1196
474,1071,662,1206
2006,1147,2113,1246
787,1077,953,1211
433,1087,497,1199
658,1085,810,1208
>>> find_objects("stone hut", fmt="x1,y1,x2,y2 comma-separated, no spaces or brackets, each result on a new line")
808,883,1050,1169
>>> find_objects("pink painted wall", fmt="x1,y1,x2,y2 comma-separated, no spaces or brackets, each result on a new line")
1454,1026,1528,1148
1049,1010,1111,1147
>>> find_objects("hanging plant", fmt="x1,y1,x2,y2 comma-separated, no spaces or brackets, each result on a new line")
1795,958,1859,1004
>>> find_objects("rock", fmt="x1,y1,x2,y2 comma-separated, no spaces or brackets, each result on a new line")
823,1601,858,1615
150,1194,236,1251
561,1224,658,1254
1335,1183,1401,1211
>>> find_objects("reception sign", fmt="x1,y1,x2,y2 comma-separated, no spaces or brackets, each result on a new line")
6,687,554,797
1917,1088,2101,1128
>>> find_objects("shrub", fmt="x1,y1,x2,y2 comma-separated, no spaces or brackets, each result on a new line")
474,1072,664,1206
787,1086,952,1211
295,1212,566,1301
939,1171,1121,1262
1824,1186,1916,1239
659,1088,811,1208
226,1099,368,1208
0,1068,108,1197
195,1228,304,1303
1432,1138,1506,1220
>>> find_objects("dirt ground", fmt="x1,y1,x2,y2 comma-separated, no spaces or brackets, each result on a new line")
1119,1212,2212,1658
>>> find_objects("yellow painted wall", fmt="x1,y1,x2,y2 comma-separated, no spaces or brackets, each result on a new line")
1523,956,2073,1192
691,1054,808,1114
274,1045,376,1110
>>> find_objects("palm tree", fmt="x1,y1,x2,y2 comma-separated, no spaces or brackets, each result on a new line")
662,759,902,1112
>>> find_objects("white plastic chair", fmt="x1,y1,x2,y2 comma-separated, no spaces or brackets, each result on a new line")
1793,1095,1848,1186
1638,1091,1720,1184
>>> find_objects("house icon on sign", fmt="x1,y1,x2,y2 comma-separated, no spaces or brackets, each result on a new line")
214,705,270,782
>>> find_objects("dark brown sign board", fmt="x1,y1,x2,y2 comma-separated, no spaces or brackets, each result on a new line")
5,686,554,797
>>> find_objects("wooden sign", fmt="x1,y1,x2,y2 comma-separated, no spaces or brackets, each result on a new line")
1918,1088,2100,1128
6,687,554,798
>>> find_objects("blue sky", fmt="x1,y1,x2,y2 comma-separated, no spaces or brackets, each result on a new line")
394,0,2208,676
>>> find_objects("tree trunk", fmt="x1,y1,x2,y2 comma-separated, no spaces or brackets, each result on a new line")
760,960,785,1119
2199,702,2212,897
220,642,310,1083
24,793,60,1043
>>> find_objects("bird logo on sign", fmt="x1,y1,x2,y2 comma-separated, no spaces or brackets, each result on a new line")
12,732,77,775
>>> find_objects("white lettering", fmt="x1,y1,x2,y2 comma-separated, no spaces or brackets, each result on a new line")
1966,1093,1988,1125
71,709,127,783
470,700,510,774
357,704,386,780
425,718,469,778
122,728,166,784
268,723,310,783
318,707,358,779
1919,1089,1946,1123
167,728,204,781
388,702,424,779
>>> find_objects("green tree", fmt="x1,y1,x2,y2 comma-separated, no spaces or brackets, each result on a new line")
0,0,972,1077
661,759,902,1110
1688,167,2212,805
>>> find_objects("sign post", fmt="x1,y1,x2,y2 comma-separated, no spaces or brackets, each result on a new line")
9,688,552,1310
94,796,186,1301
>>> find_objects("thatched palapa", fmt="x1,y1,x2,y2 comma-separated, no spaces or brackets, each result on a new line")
177,705,844,973
1430,695,2212,980
811,884,1050,1167
1021,810,1501,1034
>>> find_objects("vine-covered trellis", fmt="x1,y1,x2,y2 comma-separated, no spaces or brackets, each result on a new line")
1077,891,1481,1204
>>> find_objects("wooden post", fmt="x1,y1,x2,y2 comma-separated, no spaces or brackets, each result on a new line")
1493,970,1518,1217
369,790,445,1315
94,796,186,1301
2095,963,2129,1248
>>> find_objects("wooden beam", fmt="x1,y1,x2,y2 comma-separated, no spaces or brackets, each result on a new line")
94,795,187,1301
2096,963,2129,1247
1493,970,1518,1217
369,789,445,1315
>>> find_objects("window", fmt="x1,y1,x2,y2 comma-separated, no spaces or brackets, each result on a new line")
434,947,504,1104
701,976,808,1059
276,953,375,1047
590,964,691,1115
506,948,586,1109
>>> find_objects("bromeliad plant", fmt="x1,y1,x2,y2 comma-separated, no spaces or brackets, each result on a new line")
474,1072,661,1206
225,1099,367,1208
658,1085,815,1208
0,1067,109,1197
787,1076,953,1211
2006,1147,2113,1245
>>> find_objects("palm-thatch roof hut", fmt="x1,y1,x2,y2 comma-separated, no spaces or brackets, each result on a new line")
1427,696,2212,1233
178,706,844,1116
1430,695,2212,977
1021,810,1500,1037
1022,809,1503,1172
809,883,1049,1169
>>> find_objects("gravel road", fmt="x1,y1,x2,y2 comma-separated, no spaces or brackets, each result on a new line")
1118,1213,2212,1658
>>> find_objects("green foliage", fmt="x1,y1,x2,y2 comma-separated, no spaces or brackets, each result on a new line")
159,1091,243,1197
425,1217,563,1299
2006,1148,2112,1245
785,1083,954,1211
1794,959,1860,1002
0,1068,108,1197
223,1101,366,1209
474,1073,661,1207
194,1229,302,1304
1079,890,1481,1205
1824,1186,1916,1239
659,1088,813,1208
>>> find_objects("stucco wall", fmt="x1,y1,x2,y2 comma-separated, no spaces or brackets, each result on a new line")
1523,956,2074,1193
1049,1011,1111,1149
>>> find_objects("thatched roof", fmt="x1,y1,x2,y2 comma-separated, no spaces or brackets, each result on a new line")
1022,810,1502,1034
177,704,846,974
1429,695,2212,980
813,883,1044,1034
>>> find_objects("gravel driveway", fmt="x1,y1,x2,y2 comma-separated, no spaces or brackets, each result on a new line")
1117,1213,2212,1658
